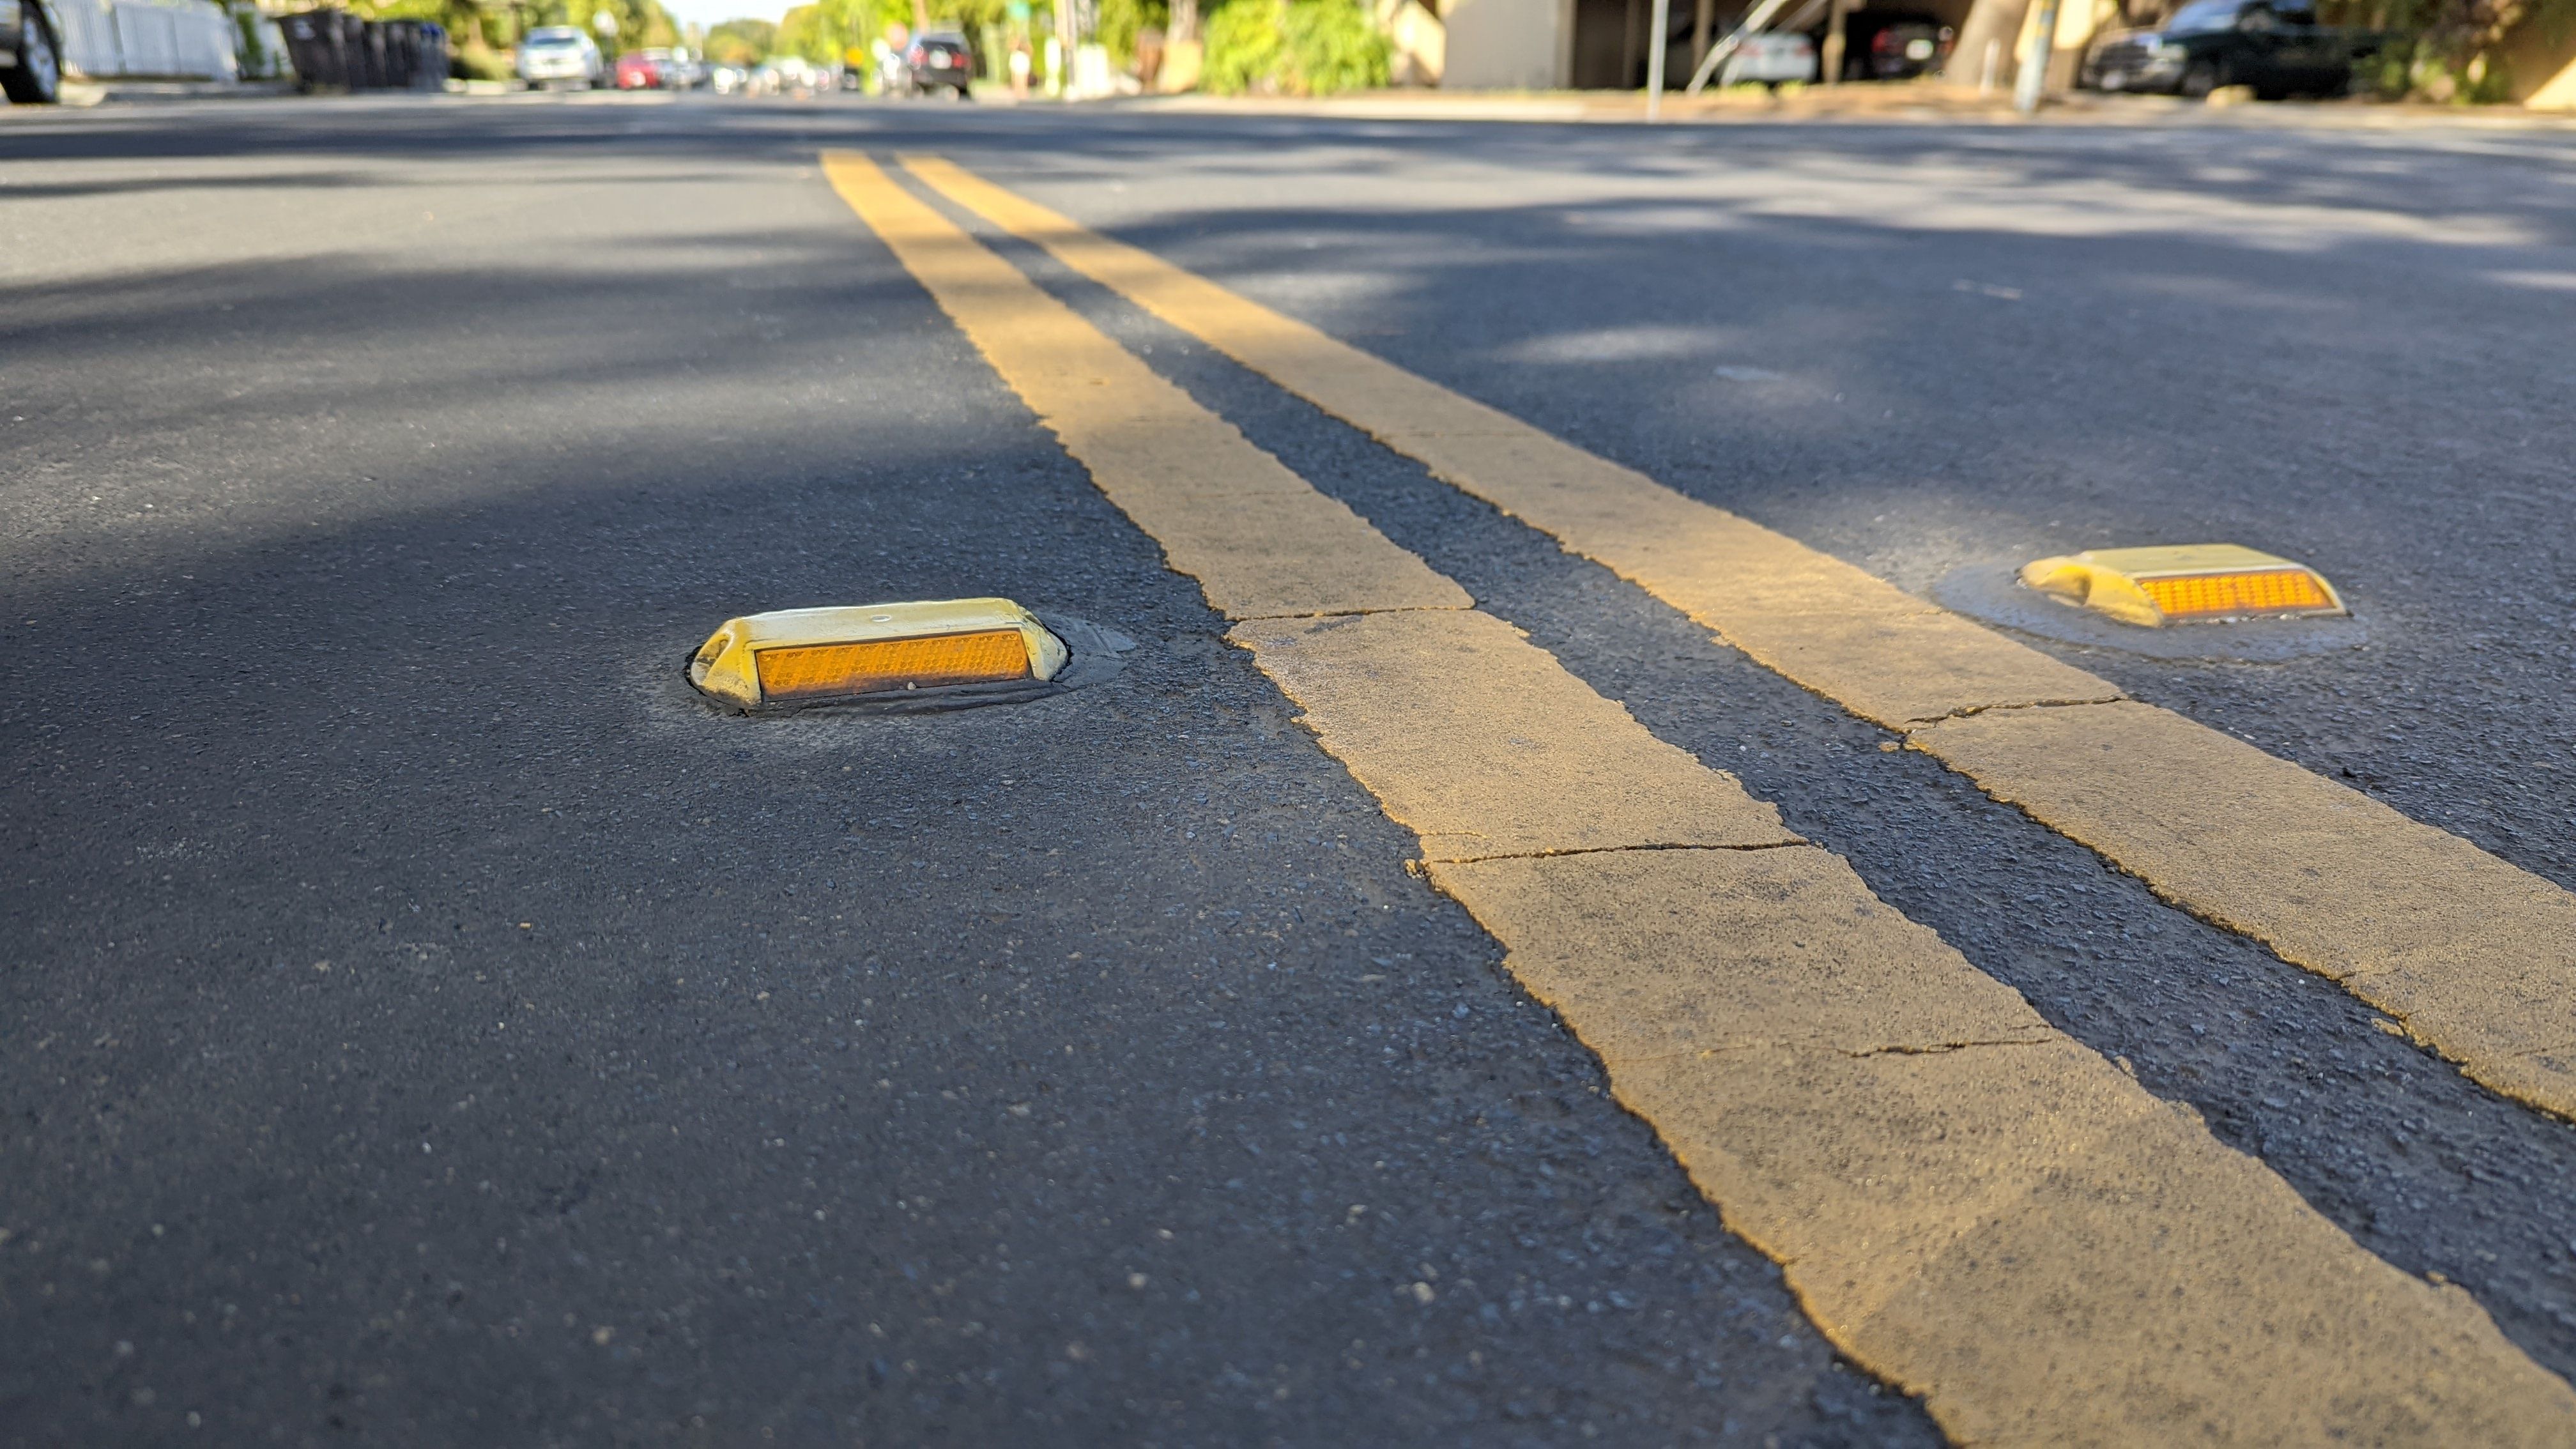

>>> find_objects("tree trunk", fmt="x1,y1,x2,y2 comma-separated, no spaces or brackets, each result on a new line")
1945,0,2033,86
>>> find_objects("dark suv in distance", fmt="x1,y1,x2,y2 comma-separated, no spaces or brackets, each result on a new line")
2083,0,2380,98
1814,10,1954,80
2,0,63,104
905,31,974,96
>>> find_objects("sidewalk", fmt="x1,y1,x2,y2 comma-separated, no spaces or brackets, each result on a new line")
1127,80,2576,132
57,78,298,106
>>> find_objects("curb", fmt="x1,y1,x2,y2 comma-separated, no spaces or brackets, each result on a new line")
57,79,301,107
1105,86,2576,132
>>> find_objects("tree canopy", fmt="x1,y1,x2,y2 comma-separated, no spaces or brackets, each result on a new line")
358,0,683,58
702,17,778,63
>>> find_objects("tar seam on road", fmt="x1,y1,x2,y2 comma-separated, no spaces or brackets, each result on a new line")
820,150,2576,1445
897,155,2576,1129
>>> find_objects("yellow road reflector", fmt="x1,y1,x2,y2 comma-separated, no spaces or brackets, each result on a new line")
688,598,1067,709
2020,544,2345,627
901,154,2576,1125
834,157,2576,1443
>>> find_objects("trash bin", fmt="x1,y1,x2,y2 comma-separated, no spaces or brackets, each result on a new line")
279,10,348,89
378,20,417,88
284,10,450,90
353,19,388,88
415,21,447,87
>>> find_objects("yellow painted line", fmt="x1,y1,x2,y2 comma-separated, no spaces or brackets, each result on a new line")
1430,848,2567,1445
1915,702,2576,1110
826,150,2576,1446
1232,610,1797,860
902,155,2576,1125
896,155,2110,729
822,158,1466,624
820,152,1770,861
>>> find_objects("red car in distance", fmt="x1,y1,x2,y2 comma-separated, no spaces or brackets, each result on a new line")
615,49,671,89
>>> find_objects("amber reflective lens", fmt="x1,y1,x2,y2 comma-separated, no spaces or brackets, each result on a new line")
2140,569,2334,619
754,629,1031,701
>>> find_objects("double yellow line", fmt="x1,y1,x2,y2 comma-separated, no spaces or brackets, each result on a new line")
901,157,2576,1129
822,151,2576,1444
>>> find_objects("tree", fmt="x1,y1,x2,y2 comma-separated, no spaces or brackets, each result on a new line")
353,0,681,65
1202,0,1386,93
1098,0,1167,65
2333,0,2572,100
703,17,778,61
774,0,903,65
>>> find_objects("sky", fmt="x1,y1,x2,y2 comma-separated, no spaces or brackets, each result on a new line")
664,0,794,31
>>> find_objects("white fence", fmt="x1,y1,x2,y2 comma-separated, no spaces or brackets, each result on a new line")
51,0,241,81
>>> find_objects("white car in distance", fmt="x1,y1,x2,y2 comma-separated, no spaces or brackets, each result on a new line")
516,26,604,89
1717,31,1818,87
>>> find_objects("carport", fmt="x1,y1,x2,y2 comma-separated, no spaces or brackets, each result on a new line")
1443,0,1973,89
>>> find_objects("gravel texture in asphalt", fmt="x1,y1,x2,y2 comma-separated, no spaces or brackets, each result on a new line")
6,92,2575,1443
3,95,1938,1445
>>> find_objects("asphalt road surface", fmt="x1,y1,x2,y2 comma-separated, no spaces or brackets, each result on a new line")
5,91,2576,1446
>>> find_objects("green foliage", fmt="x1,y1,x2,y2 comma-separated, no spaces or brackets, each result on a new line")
776,0,896,66
703,17,776,62
1279,0,1385,90
226,2,284,75
450,42,516,78
2327,0,2576,100
2408,45,2518,100
1202,0,1384,93
1096,0,1169,66
1203,0,1286,90
934,0,1016,36
347,0,678,57
777,3,833,60
569,0,682,50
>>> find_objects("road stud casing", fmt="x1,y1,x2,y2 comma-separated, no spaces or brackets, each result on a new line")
689,597,1068,709
2018,544,2345,627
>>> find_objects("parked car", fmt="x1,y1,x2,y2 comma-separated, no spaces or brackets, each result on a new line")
765,55,832,91
904,31,974,96
615,48,669,88
1,0,64,104
1717,31,1818,88
2082,0,2377,98
1814,10,1953,80
517,26,604,89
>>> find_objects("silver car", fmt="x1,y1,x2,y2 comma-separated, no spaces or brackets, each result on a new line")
516,26,603,89
1717,31,1818,88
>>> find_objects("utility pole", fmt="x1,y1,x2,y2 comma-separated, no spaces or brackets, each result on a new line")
2015,0,2060,113
1646,0,1669,119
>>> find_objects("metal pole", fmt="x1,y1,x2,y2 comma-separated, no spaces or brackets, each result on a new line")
1684,0,1798,93
1646,0,1670,119
2014,0,2059,113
